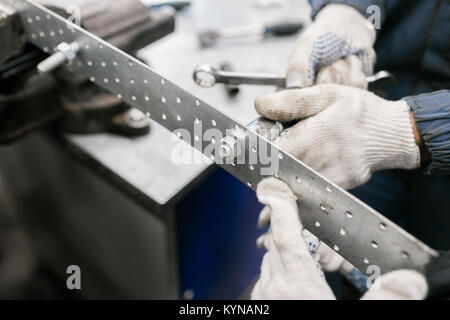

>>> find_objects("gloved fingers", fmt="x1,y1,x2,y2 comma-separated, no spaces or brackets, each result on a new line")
258,206,272,228
256,234,266,249
316,55,368,89
254,85,339,122
256,177,297,207
286,57,314,89
361,270,428,300
256,178,307,258
256,230,272,250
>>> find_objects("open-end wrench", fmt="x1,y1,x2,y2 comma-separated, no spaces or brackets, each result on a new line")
193,64,395,89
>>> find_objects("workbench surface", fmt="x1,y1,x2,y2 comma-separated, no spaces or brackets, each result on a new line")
67,0,311,206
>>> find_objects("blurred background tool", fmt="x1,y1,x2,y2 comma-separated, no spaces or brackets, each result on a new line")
142,0,191,11
193,65,395,89
198,21,303,48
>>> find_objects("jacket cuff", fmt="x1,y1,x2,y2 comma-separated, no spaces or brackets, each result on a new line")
405,90,450,176
309,0,386,26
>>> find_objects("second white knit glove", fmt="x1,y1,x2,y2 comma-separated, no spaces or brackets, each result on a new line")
287,4,376,89
251,178,428,300
255,84,421,190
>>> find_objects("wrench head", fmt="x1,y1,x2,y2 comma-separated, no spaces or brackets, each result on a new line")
193,65,217,88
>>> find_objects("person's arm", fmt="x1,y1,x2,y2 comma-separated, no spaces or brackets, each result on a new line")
405,90,450,175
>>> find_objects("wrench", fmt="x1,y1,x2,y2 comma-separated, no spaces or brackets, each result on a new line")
193,64,394,88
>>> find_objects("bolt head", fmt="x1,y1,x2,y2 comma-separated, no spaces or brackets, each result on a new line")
57,42,78,60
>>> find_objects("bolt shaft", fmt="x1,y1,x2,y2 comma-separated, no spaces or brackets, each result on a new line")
37,51,66,73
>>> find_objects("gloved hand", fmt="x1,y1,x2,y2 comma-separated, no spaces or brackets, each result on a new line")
255,84,421,190
251,178,428,300
287,4,376,89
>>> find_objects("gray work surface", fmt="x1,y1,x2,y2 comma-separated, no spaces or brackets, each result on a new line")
67,0,311,206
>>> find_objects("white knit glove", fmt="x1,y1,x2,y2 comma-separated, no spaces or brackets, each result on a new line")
287,4,376,89
251,178,335,300
255,84,421,190
251,178,428,300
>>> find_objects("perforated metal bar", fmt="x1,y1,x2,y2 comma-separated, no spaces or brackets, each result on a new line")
6,0,438,274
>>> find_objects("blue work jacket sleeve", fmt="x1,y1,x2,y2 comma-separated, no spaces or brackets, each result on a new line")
405,90,450,176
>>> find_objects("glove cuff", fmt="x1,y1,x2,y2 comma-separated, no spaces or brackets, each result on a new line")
363,100,421,172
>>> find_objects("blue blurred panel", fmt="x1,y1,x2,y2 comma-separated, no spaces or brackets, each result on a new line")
175,168,265,299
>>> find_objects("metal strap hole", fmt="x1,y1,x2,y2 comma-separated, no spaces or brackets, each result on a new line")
371,241,378,248
314,221,321,227
333,245,339,251
363,258,370,264
379,223,387,231
346,211,353,218
339,228,347,236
